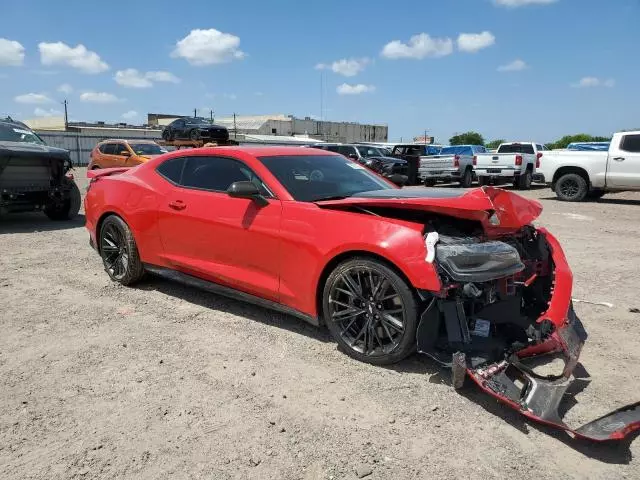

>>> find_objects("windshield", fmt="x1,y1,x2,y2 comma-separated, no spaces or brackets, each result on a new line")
0,124,45,145
498,143,535,154
258,154,394,202
356,146,384,157
129,143,167,155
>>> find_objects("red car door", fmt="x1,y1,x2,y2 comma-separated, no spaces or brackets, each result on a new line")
156,155,282,301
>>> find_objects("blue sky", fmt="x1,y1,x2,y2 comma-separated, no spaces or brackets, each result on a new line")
1,0,638,143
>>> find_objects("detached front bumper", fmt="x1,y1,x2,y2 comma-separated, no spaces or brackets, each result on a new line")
464,230,640,441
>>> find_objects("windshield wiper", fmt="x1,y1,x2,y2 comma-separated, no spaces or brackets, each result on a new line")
313,194,352,202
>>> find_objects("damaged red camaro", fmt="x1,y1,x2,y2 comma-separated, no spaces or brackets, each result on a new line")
84,147,639,441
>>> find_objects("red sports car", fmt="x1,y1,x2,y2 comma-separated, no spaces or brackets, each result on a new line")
85,146,639,441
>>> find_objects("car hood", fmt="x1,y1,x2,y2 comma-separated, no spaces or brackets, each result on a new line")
315,186,542,232
368,155,407,164
0,141,70,160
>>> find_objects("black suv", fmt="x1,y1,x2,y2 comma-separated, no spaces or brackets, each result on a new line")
314,144,408,185
162,117,229,143
0,118,80,220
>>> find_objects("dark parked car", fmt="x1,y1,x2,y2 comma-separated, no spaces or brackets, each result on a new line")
391,144,442,185
0,118,80,220
162,117,229,143
315,144,408,185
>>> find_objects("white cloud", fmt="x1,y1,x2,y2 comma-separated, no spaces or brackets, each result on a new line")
498,59,528,72
34,107,62,117
336,83,375,95
145,71,180,83
494,0,558,7
57,83,73,94
80,91,120,103
38,42,109,74
115,69,181,88
254,91,264,96
114,69,153,88
171,28,245,66
315,58,370,77
0,38,25,66
223,93,237,100
121,110,138,120
457,31,496,53
571,77,615,88
381,33,453,59
14,93,53,104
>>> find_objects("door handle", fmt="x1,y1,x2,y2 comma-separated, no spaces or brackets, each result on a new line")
168,200,186,211
613,157,625,161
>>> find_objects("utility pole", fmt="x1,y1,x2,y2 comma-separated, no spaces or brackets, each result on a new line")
62,99,69,130
424,129,428,145
194,108,197,118
233,113,237,139
210,109,214,123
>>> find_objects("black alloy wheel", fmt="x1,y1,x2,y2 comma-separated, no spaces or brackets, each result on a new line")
323,258,418,365
99,215,145,285
460,168,473,188
189,129,201,140
162,128,172,141
555,173,588,202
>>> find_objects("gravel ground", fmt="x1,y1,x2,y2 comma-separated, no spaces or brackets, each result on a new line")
1,169,639,480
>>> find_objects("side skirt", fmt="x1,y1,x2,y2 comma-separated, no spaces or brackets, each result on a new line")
143,264,320,327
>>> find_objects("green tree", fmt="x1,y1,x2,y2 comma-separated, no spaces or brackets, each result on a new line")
449,131,485,146
486,139,505,150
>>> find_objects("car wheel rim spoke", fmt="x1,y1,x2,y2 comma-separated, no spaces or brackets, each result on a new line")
101,225,128,280
329,266,406,357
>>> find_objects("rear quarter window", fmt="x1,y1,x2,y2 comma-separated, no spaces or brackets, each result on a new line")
156,157,185,184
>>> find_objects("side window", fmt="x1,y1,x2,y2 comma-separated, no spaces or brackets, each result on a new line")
181,156,254,192
338,146,356,157
326,145,341,153
115,143,129,156
620,134,640,153
173,120,185,128
98,143,108,154
536,144,543,152
102,143,116,155
156,157,185,184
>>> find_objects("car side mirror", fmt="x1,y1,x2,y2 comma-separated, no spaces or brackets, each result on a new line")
227,181,269,207
120,150,131,157
348,153,359,160
389,174,408,187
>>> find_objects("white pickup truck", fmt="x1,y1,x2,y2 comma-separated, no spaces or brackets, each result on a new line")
418,145,487,188
475,142,546,190
538,130,640,201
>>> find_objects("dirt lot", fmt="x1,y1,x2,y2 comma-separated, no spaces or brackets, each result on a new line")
1,169,639,480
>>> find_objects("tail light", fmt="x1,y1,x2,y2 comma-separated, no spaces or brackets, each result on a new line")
472,155,477,166
536,152,543,168
454,155,460,168
515,155,523,166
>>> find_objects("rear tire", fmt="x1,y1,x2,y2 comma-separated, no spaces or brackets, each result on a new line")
323,257,418,366
460,168,473,188
424,179,436,187
162,129,172,141
99,215,145,285
555,173,588,202
44,178,81,220
517,170,533,190
189,129,200,141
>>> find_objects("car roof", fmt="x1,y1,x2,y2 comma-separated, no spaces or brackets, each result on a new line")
98,139,158,144
159,146,337,159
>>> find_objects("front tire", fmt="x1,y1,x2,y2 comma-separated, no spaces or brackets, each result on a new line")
189,129,201,141
99,215,145,285
424,178,436,187
44,179,81,220
323,257,418,366
555,173,588,202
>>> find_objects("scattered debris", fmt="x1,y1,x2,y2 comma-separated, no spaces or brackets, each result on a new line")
388,418,395,424
629,308,640,314
251,371,256,376
431,405,439,412
339,397,346,401
354,464,373,478
279,427,286,433
248,457,261,467
572,298,614,308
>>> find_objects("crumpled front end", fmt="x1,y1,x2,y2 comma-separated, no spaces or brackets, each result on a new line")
418,225,640,441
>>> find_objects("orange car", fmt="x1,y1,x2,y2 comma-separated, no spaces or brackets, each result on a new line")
88,139,167,169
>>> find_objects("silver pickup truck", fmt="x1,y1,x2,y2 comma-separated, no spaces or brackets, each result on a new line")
418,145,487,188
